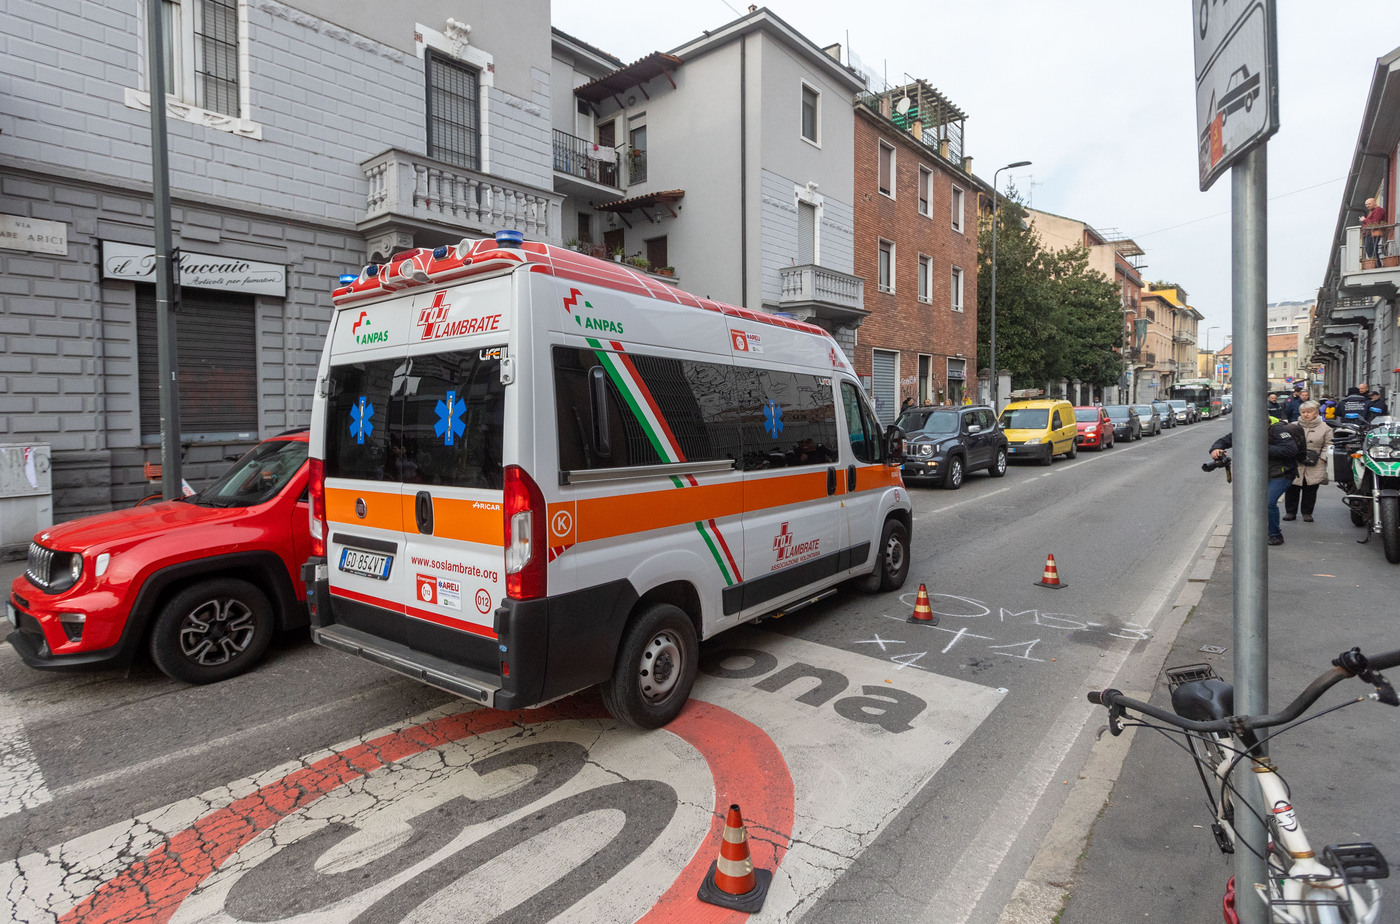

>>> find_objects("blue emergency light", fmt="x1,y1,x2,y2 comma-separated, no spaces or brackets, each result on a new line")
495,230,524,248
338,274,356,285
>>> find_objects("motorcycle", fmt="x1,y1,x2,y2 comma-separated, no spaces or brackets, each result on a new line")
1334,417,1400,563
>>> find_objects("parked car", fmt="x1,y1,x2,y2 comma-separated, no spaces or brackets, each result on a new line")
1166,399,1196,424
1104,405,1142,442
998,398,1078,465
1131,404,1163,437
1221,395,1233,415
7,431,311,683
1151,401,1178,429
1073,406,1115,451
896,404,1009,488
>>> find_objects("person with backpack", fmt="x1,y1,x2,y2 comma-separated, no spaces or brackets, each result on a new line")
1336,386,1370,423
1209,414,1301,545
1283,401,1332,523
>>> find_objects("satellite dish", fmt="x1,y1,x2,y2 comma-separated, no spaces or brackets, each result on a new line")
895,96,911,116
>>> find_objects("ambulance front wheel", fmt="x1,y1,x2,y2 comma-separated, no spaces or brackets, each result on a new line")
601,603,699,730
859,517,910,593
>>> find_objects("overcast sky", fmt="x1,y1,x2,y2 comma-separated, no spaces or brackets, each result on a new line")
553,0,1396,345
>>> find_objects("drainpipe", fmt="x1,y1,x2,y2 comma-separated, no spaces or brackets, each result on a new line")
739,35,748,308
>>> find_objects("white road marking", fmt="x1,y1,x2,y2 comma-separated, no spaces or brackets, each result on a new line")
918,495,1229,924
0,706,52,819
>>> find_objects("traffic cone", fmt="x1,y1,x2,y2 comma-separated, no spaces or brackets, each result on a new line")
907,583,940,626
696,803,773,912
1036,551,1064,588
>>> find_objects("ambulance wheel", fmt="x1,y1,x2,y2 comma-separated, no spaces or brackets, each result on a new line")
601,603,698,730
859,518,910,593
150,579,274,684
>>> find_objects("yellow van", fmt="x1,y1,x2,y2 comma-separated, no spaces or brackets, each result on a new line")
998,399,1078,465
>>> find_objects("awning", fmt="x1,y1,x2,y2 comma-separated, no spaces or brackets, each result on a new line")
595,189,685,226
574,52,682,105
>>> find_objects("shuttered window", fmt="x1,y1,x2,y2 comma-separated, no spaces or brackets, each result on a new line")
137,286,257,439
871,348,899,425
797,201,816,265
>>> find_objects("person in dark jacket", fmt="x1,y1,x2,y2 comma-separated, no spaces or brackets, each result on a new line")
1336,386,1370,423
1210,417,1300,545
1367,391,1389,419
1283,388,1309,422
1266,393,1282,416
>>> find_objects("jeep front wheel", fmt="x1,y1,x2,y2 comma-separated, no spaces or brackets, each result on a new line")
150,578,275,684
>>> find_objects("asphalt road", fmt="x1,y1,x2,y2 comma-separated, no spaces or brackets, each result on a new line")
0,417,1235,923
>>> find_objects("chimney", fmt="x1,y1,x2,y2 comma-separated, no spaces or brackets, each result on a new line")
879,97,892,118
938,138,949,159
911,119,923,142
962,156,973,173
822,42,842,63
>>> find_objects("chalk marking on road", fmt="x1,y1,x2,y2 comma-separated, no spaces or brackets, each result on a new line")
917,496,1225,924
0,706,52,819
854,634,904,651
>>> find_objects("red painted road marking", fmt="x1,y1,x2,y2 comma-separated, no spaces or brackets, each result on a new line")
60,696,793,924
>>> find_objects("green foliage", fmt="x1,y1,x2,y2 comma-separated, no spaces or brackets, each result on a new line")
978,188,1125,389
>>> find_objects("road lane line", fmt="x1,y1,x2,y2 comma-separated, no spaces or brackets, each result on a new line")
917,495,1228,924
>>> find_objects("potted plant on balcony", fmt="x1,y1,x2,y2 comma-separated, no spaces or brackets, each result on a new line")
609,244,625,262
626,254,651,272
563,238,579,251
656,265,675,277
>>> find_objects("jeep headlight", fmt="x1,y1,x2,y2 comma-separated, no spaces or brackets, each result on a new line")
1024,438,1042,445
919,444,934,458
49,552,83,593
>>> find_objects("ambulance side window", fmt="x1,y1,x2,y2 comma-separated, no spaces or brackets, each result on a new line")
841,381,880,464
553,347,744,472
397,349,505,489
735,368,839,471
324,360,399,481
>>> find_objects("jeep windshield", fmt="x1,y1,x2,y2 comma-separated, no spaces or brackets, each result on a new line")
999,409,1048,429
195,439,308,507
897,409,959,435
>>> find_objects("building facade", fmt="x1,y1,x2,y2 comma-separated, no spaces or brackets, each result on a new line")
851,90,984,423
1,0,560,522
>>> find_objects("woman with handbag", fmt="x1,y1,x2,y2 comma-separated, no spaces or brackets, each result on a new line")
1283,400,1332,522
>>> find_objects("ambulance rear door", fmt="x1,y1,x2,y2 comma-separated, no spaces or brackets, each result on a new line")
395,276,511,644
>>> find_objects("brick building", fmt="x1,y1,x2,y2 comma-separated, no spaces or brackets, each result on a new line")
0,1,559,523
851,85,986,423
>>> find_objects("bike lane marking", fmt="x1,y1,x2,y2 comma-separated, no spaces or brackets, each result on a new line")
5,630,1002,923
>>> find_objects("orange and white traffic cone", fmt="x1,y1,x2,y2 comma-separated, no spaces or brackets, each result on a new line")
1035,553,1068,589
696,803,773,912
907,583,940,626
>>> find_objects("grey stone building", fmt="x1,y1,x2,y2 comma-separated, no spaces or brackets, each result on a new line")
1,0,560,526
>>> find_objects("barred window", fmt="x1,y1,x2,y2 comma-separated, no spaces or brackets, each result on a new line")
427,49,481,170
195,0,239,116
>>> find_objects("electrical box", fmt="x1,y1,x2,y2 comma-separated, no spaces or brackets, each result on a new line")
0,443,53,552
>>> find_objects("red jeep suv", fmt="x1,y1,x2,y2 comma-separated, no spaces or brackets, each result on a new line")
7,431,311,683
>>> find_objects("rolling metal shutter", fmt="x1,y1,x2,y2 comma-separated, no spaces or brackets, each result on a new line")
137,286,258,438
797,201,816,265
871,348,898,425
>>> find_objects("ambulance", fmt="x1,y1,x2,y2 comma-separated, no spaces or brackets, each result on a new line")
304,231,911,728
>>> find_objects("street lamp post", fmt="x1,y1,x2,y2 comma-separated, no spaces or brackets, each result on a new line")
1205,325,1220,386
989,160,1031,409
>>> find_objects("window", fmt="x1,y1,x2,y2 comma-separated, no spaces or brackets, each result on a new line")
878,142,895,197
951,265,964,311
918,254,932,303
918,166,932,216
646,235,667,269
841,382,883,463
878,239,894,293
801,84,820,144
152,0,241,117
951,185,965,233
576,213,593,244
628,123,647,184
797,200,817,265
137,286,256,441
426,49,481,170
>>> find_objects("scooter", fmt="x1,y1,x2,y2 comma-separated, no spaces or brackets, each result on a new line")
1334,417,1400,563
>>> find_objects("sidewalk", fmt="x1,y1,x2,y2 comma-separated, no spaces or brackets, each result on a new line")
1060,492,1400,921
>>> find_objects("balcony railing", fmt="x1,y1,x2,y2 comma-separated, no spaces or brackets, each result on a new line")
778,264,864,313
362,149,560,241
1342,223,1400,276
552,130,621,189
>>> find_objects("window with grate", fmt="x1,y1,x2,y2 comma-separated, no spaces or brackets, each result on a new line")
195,0,239,116
426,49,481,170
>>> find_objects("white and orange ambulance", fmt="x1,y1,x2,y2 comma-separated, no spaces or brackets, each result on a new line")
304,231,911,728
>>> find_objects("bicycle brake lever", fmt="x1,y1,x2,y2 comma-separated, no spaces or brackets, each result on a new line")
1368,671,1399,707
1105,703,1125,736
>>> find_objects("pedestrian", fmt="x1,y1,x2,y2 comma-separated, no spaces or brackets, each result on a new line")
1367,390,1389,419
1283,387,1309,422
1266,393,1282,416
1283,400,1331,523
1361,197,1388,261
1337,386,1370,422
1209,415,1300,546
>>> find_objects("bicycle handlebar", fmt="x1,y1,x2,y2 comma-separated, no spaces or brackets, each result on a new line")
1087,647,1400,734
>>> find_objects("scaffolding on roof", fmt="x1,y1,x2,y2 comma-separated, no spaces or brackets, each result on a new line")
858,79,967,164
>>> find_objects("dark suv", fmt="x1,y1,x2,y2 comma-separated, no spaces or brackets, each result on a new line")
895,404,1009,489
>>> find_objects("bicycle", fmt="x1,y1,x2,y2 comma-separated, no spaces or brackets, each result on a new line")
1088,647,1400,923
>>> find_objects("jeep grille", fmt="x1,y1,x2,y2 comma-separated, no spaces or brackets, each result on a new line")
26,541,55,591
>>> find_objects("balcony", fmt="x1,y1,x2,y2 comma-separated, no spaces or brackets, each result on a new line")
359,149,562,259
552,130,621,195
1173,331,1195,343
1339,224,1400,295
777,265,867,326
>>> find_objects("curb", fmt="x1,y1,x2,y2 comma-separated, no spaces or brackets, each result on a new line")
995,516,1233,924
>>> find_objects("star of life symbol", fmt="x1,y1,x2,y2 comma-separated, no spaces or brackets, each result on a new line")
418,291,451,339
763,400,783,438
773,521,794,559
350,396,374,444
435,390,466,446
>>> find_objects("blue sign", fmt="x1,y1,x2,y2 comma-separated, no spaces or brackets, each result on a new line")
435,391,466,446
350,397,374,444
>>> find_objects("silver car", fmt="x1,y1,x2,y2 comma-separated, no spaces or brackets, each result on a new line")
1166,399,1195,424
1131,404,1162,437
